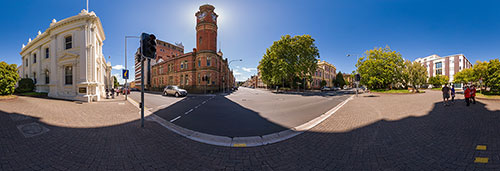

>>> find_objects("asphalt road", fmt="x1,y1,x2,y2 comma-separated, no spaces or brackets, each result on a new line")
133,88,351,137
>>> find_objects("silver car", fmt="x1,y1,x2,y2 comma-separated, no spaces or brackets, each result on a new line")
163,85,188,97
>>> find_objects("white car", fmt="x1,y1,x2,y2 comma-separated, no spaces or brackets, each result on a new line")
163,85,188,97
321,86,331,91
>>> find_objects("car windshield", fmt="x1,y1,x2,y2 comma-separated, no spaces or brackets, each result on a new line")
171,86,179,89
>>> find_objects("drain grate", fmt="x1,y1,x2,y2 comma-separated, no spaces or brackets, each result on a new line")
16,122,50,138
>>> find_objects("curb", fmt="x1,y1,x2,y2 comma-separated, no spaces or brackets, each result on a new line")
132,94,354,147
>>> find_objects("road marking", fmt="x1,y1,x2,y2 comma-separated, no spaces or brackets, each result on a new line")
184,109,193,115
202,101,206,104
118,102,125,105
476,145,487,150
170,116,181,122
233,143,246,147
474,157,488,163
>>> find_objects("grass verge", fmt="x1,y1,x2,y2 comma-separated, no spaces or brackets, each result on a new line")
476,92,500,99
371,89,424,94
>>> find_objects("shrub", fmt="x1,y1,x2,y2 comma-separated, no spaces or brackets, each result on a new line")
16,78,35,93
0,62,19,95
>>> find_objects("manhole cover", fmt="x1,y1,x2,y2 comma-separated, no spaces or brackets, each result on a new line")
21,124,43,135
16,123,49,138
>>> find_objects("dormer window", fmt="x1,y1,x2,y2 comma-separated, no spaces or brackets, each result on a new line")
65,36,72,49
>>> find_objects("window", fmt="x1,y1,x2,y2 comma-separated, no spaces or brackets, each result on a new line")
45,70,49,84
180,75,184,85
33,72,37,84
65,66,73,85
184,61,188,69
185,75,189,85
65,36,72,49
180,62,184,69
198,59,201,67
198,73,201,84
25,58,28,66
33,54,36,63
207,57,211,66
435,62,442,69
436,70,442,75
45,48,49,58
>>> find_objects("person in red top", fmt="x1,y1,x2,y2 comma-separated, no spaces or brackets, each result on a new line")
471,85,477,104
464,86,471,106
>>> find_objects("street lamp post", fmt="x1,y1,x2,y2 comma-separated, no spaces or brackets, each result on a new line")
227,59,242,93
347,54,360,97
124,36,140,101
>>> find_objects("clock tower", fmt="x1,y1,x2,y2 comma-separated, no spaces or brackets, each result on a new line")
195,4,218,52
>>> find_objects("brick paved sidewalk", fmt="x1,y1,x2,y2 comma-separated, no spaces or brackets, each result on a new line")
1,91,500,170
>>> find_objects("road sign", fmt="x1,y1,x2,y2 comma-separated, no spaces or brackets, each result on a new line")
123,69,129,79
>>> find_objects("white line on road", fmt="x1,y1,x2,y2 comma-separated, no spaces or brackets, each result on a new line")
170,116,181,122
184,109,193,115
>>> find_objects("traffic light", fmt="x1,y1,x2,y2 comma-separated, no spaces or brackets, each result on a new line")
141,33,157,59
355,74,361,82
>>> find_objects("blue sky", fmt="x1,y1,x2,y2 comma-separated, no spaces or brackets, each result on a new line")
1,0,500,83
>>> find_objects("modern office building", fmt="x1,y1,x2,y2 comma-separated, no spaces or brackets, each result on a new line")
415,54,473,87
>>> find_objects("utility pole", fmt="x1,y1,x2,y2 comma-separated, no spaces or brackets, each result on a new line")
124,36,140,100
347,54,360,97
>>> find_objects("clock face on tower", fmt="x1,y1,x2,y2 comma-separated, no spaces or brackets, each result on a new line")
198,12,206,20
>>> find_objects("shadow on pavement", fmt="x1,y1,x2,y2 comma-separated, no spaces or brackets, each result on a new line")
1,94,500,170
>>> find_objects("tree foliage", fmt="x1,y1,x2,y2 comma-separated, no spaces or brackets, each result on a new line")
401,60,428,91
0,62,19,95
485,59,500,91
428,75,449,87
16,78,35,93
454,59,500,92
453,68,475,84
320,80,327,87
333,72,346,88
258,35,319,88
113,76,119,88
356,47,404,89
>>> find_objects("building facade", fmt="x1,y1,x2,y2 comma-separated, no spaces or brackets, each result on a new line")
19,9,112,102
133,40,184,88
415,54,472,87
311,60,336,89
149,4,235,93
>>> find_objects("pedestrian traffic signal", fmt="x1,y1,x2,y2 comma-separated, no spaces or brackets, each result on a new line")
141,33,157,59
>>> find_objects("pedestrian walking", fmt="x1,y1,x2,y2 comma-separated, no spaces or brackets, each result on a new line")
111,88,115,99
450,85,456,103
105,88,109,99
464,86,471,106
471,85,476,104
441,85,450,106
116,88,120,97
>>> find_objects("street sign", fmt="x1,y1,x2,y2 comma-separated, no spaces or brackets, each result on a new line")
122,69,129,79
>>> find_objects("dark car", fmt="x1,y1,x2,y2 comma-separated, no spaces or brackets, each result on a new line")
163,85,188,97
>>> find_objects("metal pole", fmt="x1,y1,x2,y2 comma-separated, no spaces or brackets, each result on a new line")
140,40,144,128
125,36,128,100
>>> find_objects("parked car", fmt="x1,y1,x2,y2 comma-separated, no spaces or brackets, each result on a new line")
332,87,341,91
131,88,139,91
321,86,331,91
163,85,188,97
121,88,130,94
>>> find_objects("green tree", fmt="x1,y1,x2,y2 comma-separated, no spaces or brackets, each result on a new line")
258,35,319,89
320,80,327,87
453,68,475,84
401,60,428,92
16,78,35,93
0,62,19,95
113,76,119,88
485,59,500,92
356,46,405,89
334,72,346,88
428,75,449,87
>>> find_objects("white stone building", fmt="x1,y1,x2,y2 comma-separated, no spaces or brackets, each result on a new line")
19,9,112,102
415,54,473,88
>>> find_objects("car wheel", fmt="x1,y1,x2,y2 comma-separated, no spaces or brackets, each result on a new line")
163,91,167,96
175,92,179,97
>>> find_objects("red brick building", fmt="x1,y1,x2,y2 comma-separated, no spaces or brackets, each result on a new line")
150,4,235,93
133,40,184,89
